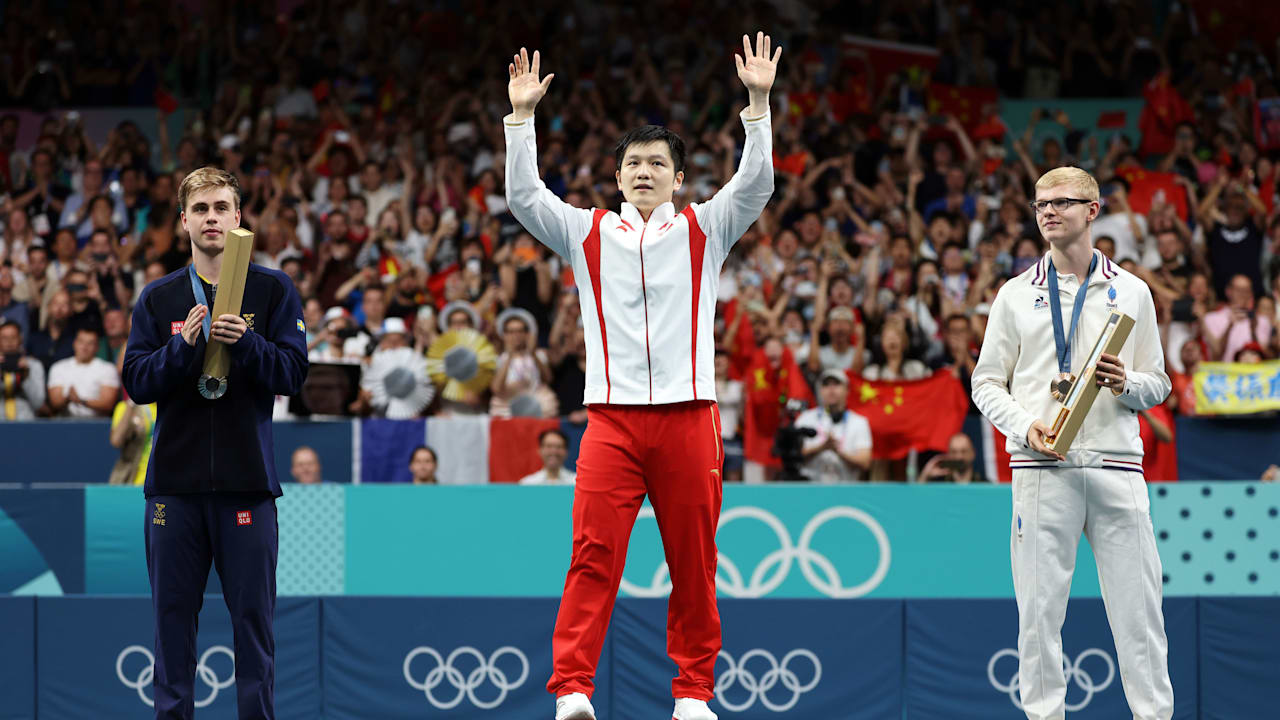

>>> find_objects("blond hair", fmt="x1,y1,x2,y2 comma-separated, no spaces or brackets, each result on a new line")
178,166,241,213
1035,166,1099,202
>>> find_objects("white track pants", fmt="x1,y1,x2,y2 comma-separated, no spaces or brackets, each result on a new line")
1011,466,1173,720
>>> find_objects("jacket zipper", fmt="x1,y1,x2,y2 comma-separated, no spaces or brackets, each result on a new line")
638,224,653,402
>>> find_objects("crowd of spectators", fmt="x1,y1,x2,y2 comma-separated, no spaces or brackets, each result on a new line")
2,1,1278,482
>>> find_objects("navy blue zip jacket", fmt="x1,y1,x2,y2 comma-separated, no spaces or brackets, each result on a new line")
122,263,308,497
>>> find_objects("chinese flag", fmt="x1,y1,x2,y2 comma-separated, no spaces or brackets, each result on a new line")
378,78,398,115
154,87,179,115
1116,167,1189,221
842,35,940,97
721,298,758,381
1138,72,1194,157
742,348,814,467
1096,110,1128,129
846,369,968,460
827,76,872,123
773,150,809,176
787,90,821,122
426,265,460,309
927,84,998,130
970,114,1008,142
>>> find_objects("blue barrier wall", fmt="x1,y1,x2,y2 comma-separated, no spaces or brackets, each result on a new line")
1,595,1273,719
3,483,1278,598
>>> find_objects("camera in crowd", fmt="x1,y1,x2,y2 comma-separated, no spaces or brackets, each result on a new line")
772,398,817,482
0,353,24,375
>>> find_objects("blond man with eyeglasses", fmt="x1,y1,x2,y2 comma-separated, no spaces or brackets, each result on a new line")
972,167,1174,720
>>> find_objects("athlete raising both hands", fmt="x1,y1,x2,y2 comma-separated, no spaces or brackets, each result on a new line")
503,33,780,720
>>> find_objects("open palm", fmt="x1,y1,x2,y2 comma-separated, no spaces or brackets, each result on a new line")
508,47,554,114
736,32,782,95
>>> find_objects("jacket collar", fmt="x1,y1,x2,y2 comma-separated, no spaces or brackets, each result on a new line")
619,201,676,229
1031,248,1119,289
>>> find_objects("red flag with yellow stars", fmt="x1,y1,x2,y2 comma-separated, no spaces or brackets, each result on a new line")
846,369,968,460
1138,72,1195,157
926,84,998,131
1116,166,1189,221
742,347,814,467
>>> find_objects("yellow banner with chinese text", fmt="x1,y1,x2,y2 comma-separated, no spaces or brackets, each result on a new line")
1193,361,1280,415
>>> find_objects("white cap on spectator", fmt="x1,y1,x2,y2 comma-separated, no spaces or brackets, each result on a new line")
496,307,538,339
218,134,240,151
438,301,480,333
828,306,856,323
323,306,348,323
819,369,848,385
381,317,408,337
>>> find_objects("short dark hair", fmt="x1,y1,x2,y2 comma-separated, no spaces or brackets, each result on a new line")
75,326,100,341
614,125,686,174
0,320,21,335
538,428,568,447
410,445,437,464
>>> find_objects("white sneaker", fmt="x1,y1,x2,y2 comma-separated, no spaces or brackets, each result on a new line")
555,692,596,720
672,697,717,720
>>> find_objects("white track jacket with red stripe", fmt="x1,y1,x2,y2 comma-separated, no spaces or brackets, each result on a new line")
504,109,773,405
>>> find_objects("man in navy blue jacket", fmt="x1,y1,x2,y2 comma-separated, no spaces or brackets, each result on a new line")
123,166,307,720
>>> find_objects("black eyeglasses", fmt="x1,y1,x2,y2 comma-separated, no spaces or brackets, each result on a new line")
1028,198,1093,214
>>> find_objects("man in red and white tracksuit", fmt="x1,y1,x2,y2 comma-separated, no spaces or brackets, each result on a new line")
503,34,782,720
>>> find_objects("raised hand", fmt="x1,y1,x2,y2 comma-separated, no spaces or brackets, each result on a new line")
736,32,782,98
508,47,554,120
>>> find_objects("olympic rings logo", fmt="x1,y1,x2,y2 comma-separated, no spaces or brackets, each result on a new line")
987,648,1116,711
403,645,529,710
715,648,822,712
116,645,235,708
620,505,891,598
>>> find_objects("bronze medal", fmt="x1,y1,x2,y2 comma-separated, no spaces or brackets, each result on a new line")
1049,372,1075,402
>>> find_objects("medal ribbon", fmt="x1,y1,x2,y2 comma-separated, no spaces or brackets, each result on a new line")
188,264,213,340
1047,254,1097,374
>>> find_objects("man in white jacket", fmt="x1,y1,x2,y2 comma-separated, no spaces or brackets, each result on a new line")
972,166,1174,720
503,34,780,720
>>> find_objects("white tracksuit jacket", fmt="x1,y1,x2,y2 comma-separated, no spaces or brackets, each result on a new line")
504,109,773,405
972,249,1171,465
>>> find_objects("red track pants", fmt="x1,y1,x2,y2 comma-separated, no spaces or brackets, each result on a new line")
548,400,724,701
